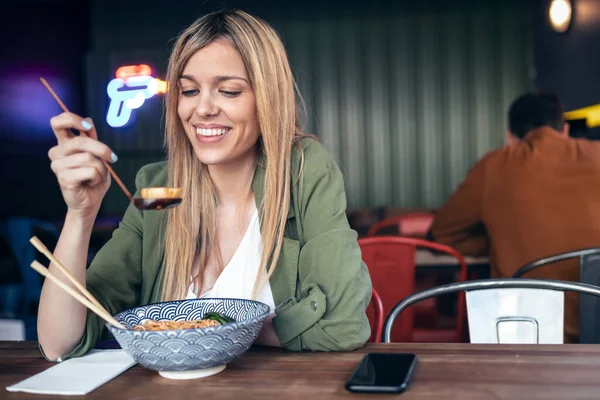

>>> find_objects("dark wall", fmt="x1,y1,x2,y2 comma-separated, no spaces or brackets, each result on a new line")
6,0,589,219
533,0,600,138
83,0,535,214
0,0,90,220
6,0,496,219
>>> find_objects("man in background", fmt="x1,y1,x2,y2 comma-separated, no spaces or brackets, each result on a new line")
430,92,600,343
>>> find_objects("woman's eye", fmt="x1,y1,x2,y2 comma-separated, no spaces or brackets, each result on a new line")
181,89,199,97
221,90,241,98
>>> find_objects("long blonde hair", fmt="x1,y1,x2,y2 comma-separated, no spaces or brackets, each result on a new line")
161,10,306,301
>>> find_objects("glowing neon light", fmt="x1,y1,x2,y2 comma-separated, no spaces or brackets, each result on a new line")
116,64,152,79
106,64,167,128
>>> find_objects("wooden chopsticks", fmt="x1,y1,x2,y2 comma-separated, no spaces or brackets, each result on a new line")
29,236,126,329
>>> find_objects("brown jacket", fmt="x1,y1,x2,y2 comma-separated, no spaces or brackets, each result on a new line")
430,127,600,342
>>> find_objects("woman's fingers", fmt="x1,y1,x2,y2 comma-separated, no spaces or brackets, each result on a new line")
48,136,117,164
50,152,108,184
49,112,94,144
83,118,98,140
56,167,105,189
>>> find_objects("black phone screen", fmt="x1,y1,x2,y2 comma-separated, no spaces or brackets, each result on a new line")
345,353,417,393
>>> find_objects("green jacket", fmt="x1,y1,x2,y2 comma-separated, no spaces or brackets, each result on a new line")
57,137,372,360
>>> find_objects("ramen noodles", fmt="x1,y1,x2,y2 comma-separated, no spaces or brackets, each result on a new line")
132,311,235,331
133,319,221,331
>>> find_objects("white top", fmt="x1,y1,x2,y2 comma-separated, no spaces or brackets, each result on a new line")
186,208,276,313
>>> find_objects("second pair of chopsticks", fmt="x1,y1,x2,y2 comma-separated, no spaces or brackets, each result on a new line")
30,236,126,329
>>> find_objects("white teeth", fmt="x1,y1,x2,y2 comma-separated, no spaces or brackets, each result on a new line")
195,127,228,136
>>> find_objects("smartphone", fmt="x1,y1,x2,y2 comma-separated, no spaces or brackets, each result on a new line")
345,353,417,394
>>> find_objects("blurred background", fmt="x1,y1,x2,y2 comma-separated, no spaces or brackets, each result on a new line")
1,0,599,340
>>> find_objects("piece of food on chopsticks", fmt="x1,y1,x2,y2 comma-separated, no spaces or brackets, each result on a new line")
140,187,182,199
132,312,235,331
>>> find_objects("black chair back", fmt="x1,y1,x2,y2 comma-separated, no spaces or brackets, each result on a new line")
383,278,600,343
513,248,600,278
579,253,600,343
511,248,600,344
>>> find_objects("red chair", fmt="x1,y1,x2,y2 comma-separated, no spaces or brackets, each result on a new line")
368,212,439,328
367,288,384,343
358,236,468,343
367,212,435,238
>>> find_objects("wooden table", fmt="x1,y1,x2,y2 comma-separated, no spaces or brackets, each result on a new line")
415,250,489,268
2,341,600,399
415,250,490,281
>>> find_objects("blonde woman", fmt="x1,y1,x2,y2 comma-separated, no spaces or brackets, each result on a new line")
38,10,371,361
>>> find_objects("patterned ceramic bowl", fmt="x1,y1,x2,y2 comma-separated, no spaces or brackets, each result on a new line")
106,298,270,380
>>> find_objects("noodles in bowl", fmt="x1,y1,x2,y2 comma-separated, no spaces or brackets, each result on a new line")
106,298,270,380
133,319,221,331
133,311,235,331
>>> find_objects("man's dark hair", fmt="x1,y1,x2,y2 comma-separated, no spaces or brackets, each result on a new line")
508,92,565,139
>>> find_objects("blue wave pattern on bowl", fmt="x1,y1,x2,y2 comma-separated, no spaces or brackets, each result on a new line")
106,298,270,372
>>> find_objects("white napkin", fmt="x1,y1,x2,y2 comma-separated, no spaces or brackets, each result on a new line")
6,349,136,395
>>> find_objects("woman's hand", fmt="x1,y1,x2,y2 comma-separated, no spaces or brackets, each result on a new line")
48,112,118,220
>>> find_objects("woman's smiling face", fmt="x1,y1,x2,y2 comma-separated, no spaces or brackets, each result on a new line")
177,39,260,168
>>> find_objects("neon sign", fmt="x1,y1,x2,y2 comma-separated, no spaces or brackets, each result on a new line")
106,64,167,128
564,103,600,128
